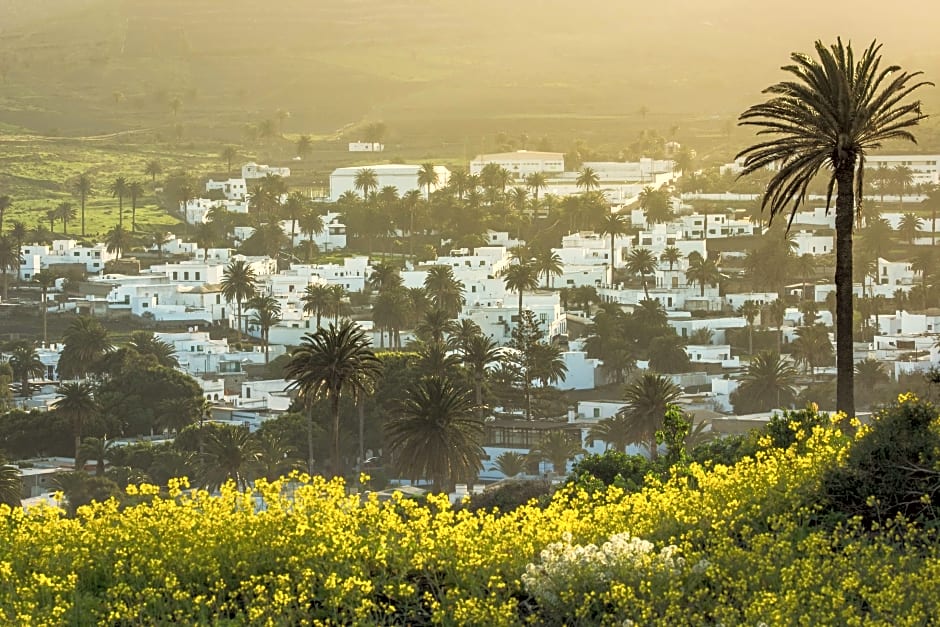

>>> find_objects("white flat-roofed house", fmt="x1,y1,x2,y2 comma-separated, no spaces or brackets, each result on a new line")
329,164,450,202
283,212,347,252
148,260,225,285
206,178,248,201
463,292,566,344
864,154,940,186
680,214,756,240
581,158,677,183
469,150,565,179
877,258,916,287
791,230,834,256
19,240,115,280
348,141,384,152
684,344,740,368
182,198,249,224
242,162,290,180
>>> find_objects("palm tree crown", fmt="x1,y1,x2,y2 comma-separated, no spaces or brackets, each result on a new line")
220,260,258,338
735,39,931,418
619,373,682,460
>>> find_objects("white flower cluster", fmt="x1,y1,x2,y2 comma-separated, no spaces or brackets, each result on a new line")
522,531,685,613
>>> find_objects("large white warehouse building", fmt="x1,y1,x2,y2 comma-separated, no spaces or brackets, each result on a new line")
329,164,450,202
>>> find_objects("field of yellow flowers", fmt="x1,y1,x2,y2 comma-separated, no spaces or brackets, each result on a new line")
2,397,940,625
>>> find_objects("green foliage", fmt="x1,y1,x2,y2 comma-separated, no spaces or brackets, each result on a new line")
463,478,554,514
569,451,653,492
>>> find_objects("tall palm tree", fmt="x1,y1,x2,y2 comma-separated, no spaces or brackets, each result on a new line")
897,212,924,244
911,248,936,311
77,437,113,476
104,225,130,260
599,213,630,278
891,165,915,210
528,431,584,475
588,415,633,453
735,38,931,417
576,167,600,193
372,288,411,349
0,195,10,233
685,252,720,297
386,376,483,492
58,316,112,379
302,283,332,329
284,320,381,476
638,186,673,224
8,342,44,398
327,284,348,322
533,249,563,288
737,300,761,356
69,174,93,236
0,236,23,300
248,295,282,364
144,160,162,184
33,272,57,345
109,176,128,229
423,265,465,318
660,246,681,271
619,373,682,460
525,172,547,202
9,221,27,279
198,425,260,491
625,247,657,300
220,260,258,338
446,318,483,352
368,261,403,293
791,323,834,380
53,381,97,469
734,352,799,413
54,203,76,235
299,208,326,260
460,334,502,418
282,191,308,247
127,180,145,232
501,262,540,318
353,168,379,201
221,146,239,176
922,184,940,246
765,298,788,353
417,163,439,201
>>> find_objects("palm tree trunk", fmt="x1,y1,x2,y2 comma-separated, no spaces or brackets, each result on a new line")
263,331,269,364
518,290,524,319
81,197,86,236
118,197,123,228
643,277,650,300
834,163,856,418
307,403,316,475
475,375,484,420
331,393,341,477
357,394,365,487
236,301,242,340
41,288,48,346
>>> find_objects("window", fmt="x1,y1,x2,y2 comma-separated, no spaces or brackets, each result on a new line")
184,272,190,280
593,408,601,418
172,272,178,280
195,272,201,281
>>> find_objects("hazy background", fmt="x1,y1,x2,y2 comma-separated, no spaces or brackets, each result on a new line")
1,0,938,156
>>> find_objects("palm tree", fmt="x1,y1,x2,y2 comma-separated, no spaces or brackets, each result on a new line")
58,316,112,379
368,262,403,293
0,195,10,233
327,284,348,322
619,373,682,460
446,318,483,352
372,288,411,349
738,300,761,355
53,381,97,469
282,192,307,247
625,248,657,300
221,146,239,176
765,298,788,353
9,221,27,277
423,265,465,318
685,252,720,297
0,236,23,300
302,283,332,329
493,451,527,478
54,202,76,235
109,176,128,229
460,334,502,418
69,174,93,237
533,249,563,288
299,207,325,260
284,320,382,476
386,376,483,492
598,213,630,278
417,163,439,201
922,184,940,246
576,167,600,193
127,180,145,232
144,160,162,184
588,415,633,453
528,431,584,475
221,260,258,338
525,172,547,202
911,248,936,311
501,262,540,318
897,212,924,244
734,352,799,413
854,357,889,391
8,342,44,398
892,165,915,210
77,437,113,476
33,272,57,345
0,457,21,508
105,225,131,259
735,38,931,417
638,186,673,224
295,135,313,160
127,331,178,368
198,425,260,491
660,246,681,271
252,431,305,481
248,295,282,364
353,168,379,201
791,323,834,380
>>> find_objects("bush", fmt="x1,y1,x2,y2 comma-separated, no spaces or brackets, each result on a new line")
822,394,940,527
568,451,652,492
463,478,554,513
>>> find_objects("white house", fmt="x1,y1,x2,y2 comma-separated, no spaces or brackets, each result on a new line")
20,240,115,279
205,178,248,201
864,154,940,186
329,164,450,202
679,213,756,240
241,162,290,179
348,141,384,152
791,230,834,256
283,212,347,252
469,150,565,179
877,258,916,287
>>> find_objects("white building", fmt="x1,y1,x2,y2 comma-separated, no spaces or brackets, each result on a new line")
680,214,756,240
283,212,347,252
241,162,290,179
877,258,916,287
182,198,248,225
20,240,115,279
329,164,450,202
469,150,565,179
791,230,834,256
206,178,248,201
581,159,676,183
864,154,940,186
348,141,384,152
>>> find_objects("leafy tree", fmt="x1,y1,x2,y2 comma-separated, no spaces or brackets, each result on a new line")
284,320,382,476
387,375,484,492
221,259,258,338
736,38,930,417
